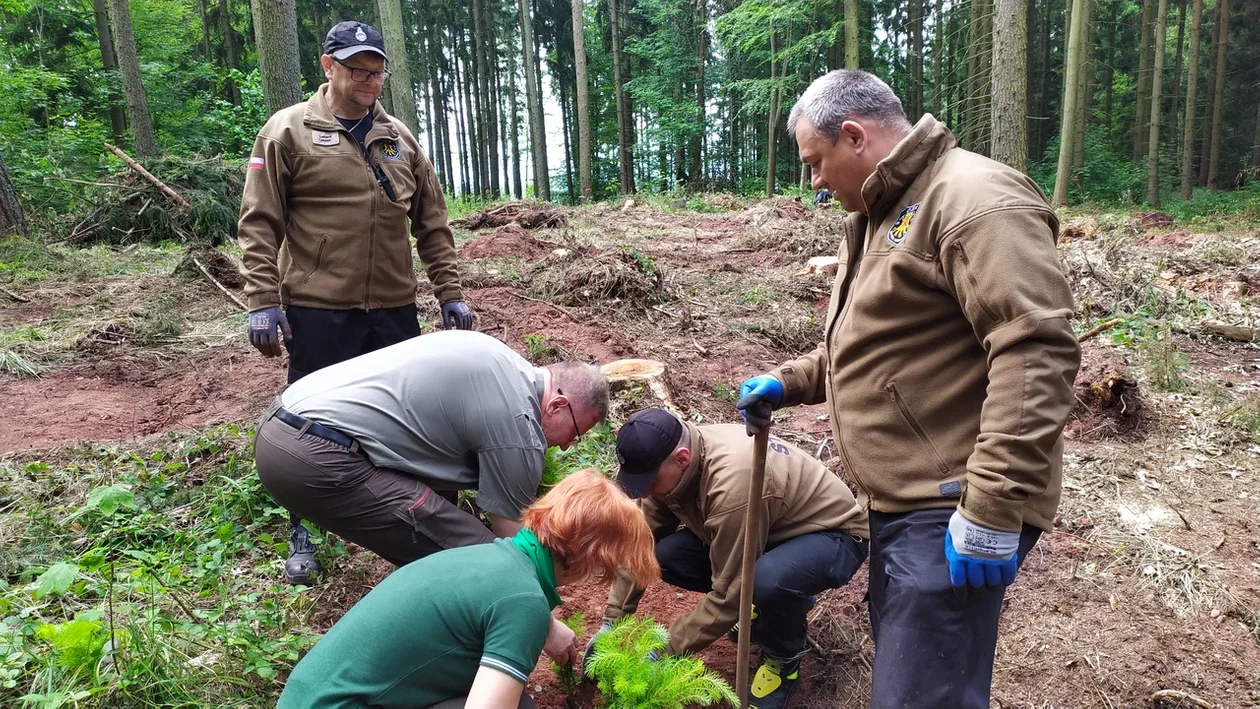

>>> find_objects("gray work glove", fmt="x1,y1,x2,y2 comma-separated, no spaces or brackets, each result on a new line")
248,306,291,357
582,619,613,672
441,300,474,330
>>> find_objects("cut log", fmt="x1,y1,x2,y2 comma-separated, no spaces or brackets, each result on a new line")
601,358,679,412
799,256,840,277
1200,320,1257,342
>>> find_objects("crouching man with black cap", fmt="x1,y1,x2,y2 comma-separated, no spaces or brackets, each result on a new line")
592,409,870,709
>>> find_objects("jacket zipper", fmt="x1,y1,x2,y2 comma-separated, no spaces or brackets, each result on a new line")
825,218,874,506
951,241,1000,323
363,140,377,311
301,236,328,285
885,382,951,476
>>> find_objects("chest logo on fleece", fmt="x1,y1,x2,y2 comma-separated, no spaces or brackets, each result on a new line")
887,203,920,246
380,139,401,160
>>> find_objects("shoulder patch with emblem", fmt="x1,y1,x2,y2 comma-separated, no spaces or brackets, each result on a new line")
380,139,401,160
312,130,340,146
887,203,920,246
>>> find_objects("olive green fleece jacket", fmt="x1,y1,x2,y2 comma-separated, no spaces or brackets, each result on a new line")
237,84,463,311
770,115,1081,534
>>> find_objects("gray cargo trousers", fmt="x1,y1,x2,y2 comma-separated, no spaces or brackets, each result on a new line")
253,401,495,567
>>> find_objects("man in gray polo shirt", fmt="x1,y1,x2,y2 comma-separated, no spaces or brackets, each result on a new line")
253,330,609,580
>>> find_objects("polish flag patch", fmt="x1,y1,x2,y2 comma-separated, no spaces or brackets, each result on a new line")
249,156,265,170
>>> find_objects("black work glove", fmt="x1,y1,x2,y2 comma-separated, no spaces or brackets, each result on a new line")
441,300,474,330
248,306,291,357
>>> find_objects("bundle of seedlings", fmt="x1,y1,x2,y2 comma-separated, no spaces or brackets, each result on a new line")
68,154,243,246
584,615,737,708
527,249,665,308
450,201,567,230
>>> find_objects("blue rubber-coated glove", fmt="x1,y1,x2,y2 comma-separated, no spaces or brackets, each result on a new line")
248,306,291,358
582,620,613,673
736,375,784,436
944,510,1020,588
441,300,474,330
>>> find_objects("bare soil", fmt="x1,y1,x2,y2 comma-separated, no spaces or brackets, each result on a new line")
4,199,1258,708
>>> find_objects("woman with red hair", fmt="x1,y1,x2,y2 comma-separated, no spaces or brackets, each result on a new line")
278,470,659,709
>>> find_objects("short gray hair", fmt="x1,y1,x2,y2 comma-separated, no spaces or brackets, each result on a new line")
545,362,610,423
787,70,911,144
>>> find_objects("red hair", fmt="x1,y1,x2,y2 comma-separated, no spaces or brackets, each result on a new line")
521,469,659,589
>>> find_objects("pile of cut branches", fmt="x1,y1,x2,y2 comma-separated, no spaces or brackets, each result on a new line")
68,148,243,246
450,201,567,230
527,249,665,308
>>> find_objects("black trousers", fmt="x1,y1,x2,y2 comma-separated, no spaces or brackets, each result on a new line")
654,527,868,659
284,303,421,384
867,508,1042,709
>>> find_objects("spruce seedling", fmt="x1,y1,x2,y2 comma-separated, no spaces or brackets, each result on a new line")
585,616,737,708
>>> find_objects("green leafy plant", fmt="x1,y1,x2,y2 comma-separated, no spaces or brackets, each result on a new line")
34,619,106,679
539,422,618,492
551,610,586,699
585,616,737,708
524,334,560,364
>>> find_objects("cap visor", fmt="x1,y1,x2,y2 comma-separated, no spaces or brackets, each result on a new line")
615,469,656,499
331,46,388,61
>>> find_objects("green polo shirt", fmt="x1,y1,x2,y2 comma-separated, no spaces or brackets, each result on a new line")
278,538,553,708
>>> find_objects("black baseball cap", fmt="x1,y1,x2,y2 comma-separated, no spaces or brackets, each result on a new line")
615,409,684,498
323,22,388,61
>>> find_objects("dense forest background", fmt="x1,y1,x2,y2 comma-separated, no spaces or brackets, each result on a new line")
2,0,1259,230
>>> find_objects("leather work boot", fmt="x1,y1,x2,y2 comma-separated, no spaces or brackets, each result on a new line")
749,654,801,709
283,521,321,585
727,604,759,644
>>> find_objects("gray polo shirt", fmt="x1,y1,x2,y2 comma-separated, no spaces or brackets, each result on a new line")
280,331,547,520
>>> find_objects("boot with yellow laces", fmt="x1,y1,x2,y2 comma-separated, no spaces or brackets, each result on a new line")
749,652,802,709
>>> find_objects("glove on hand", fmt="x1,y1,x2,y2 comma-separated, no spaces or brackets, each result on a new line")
944,510,1020,588
583,620,613,672
248,306,291,358
736,376,784,436
441,300,474,330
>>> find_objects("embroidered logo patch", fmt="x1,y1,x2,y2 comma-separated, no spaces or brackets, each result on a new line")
939,480,962,497
380,140,401,160
312,130,340,146
887,203,920,246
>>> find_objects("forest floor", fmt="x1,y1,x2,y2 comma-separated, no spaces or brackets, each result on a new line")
1,194,1258,708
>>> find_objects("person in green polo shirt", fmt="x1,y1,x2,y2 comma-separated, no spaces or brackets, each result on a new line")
277,470,660,709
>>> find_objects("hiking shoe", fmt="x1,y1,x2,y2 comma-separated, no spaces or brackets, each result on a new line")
728,604,759,644
750,655,800,709
283,522,321,585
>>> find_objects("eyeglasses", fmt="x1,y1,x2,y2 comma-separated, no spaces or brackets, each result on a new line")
334,57,391,84
557,387,582,441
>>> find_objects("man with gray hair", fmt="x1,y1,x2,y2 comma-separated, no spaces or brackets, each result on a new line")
254,330,609,578
737,69,1080,707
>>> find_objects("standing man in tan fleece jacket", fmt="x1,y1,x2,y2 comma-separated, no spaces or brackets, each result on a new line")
590,409,869,709
237,21,474,585
737,70,1080,708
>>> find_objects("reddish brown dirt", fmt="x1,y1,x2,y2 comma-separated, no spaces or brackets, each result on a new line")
459,225,563,260
469,286,640,364
0,345,285,452
1066,345,1150,443
1137,231,1215,248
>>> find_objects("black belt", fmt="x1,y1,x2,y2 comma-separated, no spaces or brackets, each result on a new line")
272,407,358,450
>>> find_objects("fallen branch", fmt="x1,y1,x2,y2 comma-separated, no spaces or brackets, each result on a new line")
0,286,30,303
1199,320,1257,342
503,290,579,323
105,142,190,208
1150,689,1213,708
191,257,248,311
44,176,126,189
1077,317,1125,343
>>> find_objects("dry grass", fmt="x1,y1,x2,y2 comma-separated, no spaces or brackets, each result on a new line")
527,249,666,308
